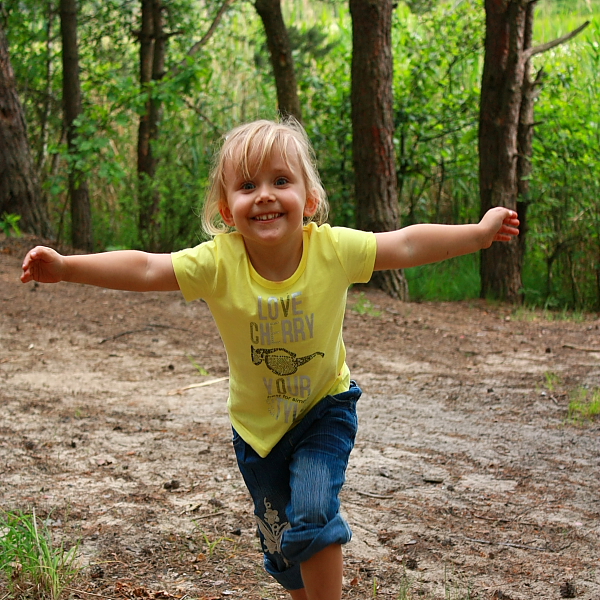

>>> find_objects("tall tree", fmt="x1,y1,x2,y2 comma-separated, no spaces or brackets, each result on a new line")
479,0,588,302
254,0,302,121
137,0,165,251
60,0,92,250
350,0,407,300
0,12,51,237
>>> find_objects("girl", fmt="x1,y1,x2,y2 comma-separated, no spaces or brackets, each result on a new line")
21,118,519,600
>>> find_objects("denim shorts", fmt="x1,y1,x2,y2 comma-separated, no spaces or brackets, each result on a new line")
232,382,361,591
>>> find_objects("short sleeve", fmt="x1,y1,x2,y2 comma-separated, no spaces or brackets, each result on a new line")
171,240,218,302
326,226,377,284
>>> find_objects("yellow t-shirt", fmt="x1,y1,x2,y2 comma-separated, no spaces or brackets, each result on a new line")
172,222,377,457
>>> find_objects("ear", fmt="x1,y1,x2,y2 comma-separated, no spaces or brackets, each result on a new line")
303,194,319,218
219,202,235,227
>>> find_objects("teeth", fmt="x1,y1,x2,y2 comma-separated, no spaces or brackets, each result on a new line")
254,213,281,221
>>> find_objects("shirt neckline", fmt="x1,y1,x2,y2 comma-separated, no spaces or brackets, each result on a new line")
247,226,310,289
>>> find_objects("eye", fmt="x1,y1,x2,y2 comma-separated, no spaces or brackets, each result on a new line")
241,181,255,191
275,177,288,186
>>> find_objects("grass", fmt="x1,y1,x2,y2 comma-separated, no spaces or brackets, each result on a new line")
351,292,382,316
192,526,234,559
405,254,480,302
187,354,210,376
0,509,80,600
402,248,598,313
544,371,561,392
534,0,600,39
567,387,600,424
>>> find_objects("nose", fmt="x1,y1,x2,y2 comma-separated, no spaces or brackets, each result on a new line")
256,183,275,203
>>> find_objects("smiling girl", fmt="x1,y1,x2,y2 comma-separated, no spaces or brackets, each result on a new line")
21,118,519,600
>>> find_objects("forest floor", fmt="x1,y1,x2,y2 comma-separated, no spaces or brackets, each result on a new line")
1,234,599,600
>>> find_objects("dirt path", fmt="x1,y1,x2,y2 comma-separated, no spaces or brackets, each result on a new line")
1,235,599,600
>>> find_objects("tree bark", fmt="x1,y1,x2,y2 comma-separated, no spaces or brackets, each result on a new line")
515,2,537,275
350,0,407,300
479,1,589,302
0,17,51,237
60,0,92,251
137,0,165,251
478,0,527,302
254,0,302,122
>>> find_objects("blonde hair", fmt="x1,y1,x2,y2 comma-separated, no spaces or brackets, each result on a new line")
202,118,329,236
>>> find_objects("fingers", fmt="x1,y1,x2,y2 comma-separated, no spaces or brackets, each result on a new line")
21,246,62,284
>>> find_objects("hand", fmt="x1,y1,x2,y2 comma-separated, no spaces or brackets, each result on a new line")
21,246,67,284
480,207,520,248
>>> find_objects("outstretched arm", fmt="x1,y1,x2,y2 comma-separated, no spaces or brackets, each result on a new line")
21,246,179,292
374,207,519,271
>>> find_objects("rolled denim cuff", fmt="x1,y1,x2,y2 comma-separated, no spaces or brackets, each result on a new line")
264,556,304,591
282,513,352,565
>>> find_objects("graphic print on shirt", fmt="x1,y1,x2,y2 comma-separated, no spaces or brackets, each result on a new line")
250,291,325,424
251,346,324,376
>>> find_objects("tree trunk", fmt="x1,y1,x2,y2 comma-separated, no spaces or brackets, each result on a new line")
479,2,588,303
478,0,528,302
60,0,92,251
0,18,51,237
37,0,55,173
515,3,537,275
254,0,302,122
137,0,165,251
350,0,407,300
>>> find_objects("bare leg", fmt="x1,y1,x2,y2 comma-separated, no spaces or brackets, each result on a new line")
296,544,343,600
288,588,309,600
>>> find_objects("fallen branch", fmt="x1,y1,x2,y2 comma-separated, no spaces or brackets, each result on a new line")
355,490,394,500
146,323,192,332
562,343,600,353
168,376,229,395
473,513,511,523
473,513,541,527
189,510,226,520
66,588,117,599
100,323,191,344
463,536,553,552
99,328,151,343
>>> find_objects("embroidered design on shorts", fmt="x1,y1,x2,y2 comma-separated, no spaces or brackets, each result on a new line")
251,346,324,376
256,498,291,564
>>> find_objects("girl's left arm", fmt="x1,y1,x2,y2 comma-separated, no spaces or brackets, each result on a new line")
373,207,519,272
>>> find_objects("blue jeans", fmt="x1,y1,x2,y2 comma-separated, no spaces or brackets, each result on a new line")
232,382,361,590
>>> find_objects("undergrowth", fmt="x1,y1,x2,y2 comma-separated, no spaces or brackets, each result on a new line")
568,387,600,424
0,509,80,600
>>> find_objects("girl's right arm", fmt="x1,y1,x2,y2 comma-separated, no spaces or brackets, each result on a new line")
21,246,180,292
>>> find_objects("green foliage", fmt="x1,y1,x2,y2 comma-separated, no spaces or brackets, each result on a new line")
543,371,561,392
393,1,483,227
192,526,234,558
4,0,600,308
568,387,600,423
351,292,382,316
0,509,80,600
406,254,480,302
527,20,600,310
187,354,210,376
0,213,22,237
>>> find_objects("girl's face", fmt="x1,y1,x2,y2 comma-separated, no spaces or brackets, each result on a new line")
219,145,318,251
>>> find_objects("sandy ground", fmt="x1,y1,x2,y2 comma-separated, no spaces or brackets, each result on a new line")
1,234,599,600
